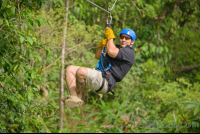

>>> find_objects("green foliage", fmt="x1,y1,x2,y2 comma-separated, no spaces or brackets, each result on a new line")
0,0,57,133
1,0,200,133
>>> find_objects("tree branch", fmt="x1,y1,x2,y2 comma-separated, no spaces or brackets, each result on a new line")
0,81,5,90
41,42,82,72
172,64,200,72
20,0,25,8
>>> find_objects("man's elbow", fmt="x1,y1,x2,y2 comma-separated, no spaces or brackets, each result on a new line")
95,55,100,60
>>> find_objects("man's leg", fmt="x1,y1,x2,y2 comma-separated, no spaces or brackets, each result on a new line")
65,65,80,96
64,65,88,108
75,67,88,98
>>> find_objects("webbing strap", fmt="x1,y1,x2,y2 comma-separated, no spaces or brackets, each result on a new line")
96,78,105,93
95,47,111,72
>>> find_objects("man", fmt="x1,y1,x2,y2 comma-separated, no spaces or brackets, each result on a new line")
62,27,136,108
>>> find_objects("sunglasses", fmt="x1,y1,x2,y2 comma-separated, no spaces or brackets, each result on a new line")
120,35,131,40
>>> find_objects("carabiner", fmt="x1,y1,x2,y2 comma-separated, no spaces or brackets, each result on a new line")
107,16,112,25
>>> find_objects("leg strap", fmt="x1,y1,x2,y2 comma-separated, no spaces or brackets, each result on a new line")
96,78,105,93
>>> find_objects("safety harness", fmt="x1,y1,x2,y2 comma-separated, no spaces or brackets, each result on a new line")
86,0,118,94
95,47,111,73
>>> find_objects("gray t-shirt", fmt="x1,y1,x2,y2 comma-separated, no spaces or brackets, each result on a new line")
102,44,135,92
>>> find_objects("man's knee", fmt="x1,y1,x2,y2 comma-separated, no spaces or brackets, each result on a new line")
65,65,78,76
76,67,88,79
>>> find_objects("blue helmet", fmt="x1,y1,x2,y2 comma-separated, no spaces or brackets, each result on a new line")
120,29,136,41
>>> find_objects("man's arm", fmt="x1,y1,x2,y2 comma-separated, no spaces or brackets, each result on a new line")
95,38,108,60
106,39,119,58
95,47,102,60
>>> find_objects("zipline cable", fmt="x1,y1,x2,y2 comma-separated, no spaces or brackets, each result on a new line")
85,0,118,14
85,0,110,13
110,0,118,11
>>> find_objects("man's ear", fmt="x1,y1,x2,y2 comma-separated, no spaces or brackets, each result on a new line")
131,40,134,45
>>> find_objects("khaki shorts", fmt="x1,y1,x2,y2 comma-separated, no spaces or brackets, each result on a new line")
85,68,109,94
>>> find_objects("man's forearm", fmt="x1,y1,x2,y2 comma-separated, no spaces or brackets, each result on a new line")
95,47,102,60
106,39,116,50
106,39,119,58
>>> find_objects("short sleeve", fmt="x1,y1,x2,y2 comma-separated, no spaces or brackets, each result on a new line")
115,46,135,63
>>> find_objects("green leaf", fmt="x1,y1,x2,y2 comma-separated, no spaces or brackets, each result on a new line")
87,119,95,125
69,116,81,120
27,92,33,102
194,105,200,115
184,103,196,110
56,61,60,66
20,103,26,110
34,19,41,28
33,87,38,92
23,49,27,56
39,17,45,27
5,19,9,26
14,64,19,71
46,19,52,27
2,1,7,9
4,33,9,38
36,55,42,62
20,35,25,43
27,19,33,26
22,23,28,31
100,99,105,106
31,72,36,79
0,30,3,38
7,6,15,16
27,36,33,45
0,18,3,25
26,12,32,17
3,13,7,19
85,113,97,119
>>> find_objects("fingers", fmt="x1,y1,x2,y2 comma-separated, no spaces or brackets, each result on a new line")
105,27,115,40
98,38,108,48
98,27,115,48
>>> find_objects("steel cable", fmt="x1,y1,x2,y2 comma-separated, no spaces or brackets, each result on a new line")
85,0,118,13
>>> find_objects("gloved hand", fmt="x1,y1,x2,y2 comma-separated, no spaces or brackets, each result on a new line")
105,27,115,40
98,38,107,48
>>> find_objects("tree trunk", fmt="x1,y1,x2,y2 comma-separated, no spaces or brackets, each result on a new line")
59,0,69,130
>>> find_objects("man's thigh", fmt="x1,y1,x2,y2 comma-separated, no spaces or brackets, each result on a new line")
85,68,108,94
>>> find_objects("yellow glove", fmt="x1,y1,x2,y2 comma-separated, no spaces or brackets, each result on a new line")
105,27,115,40
98,38,107,48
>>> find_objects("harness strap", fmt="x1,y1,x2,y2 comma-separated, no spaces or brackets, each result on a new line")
96,78,105,93
95,78,115,95
95,47,111,72
110,90,115,95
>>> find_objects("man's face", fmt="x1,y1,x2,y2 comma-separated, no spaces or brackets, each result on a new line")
119,34,134,48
